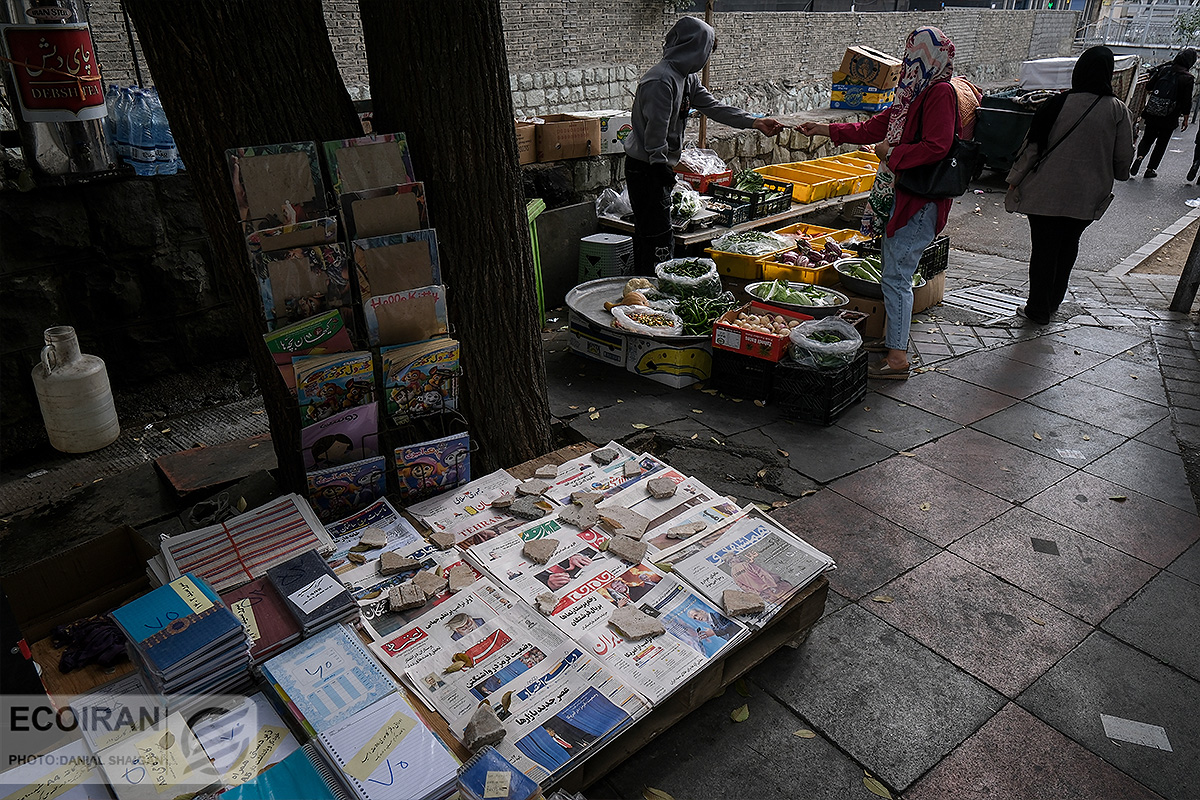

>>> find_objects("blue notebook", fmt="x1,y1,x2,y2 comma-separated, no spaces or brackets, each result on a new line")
223,745,352,800
457,746,539,800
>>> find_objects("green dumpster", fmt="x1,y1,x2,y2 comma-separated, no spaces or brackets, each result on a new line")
974,107,1034,174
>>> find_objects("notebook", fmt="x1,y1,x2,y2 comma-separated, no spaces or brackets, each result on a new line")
266,550,358,636
222,745,352,800
96,711,220,800
261,624,397,735
0,738,109,800
457,746,540,800
70,671,161,754
220,577,303,663
316,692,458,800
191,692,301,789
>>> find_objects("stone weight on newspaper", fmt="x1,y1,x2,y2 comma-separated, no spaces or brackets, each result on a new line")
429,531,456,550
448,564,476,592
667,521,706,540
558,502,599,530
516,479,549,497
722,589,765,617
491,492,514,508
507,495,547,520
413,569,448,598
379,551,422,576
357,527,388,549
623,461,642,478
599,508,650,540
591,447,618,465
388,583,426,612
534,464,560,479
535,591,557,616
346,552,368,565
464,703,506,751
646,476,677,499
606,534,647,564
522,537,559,565
609,605,665,640
571,491,603,506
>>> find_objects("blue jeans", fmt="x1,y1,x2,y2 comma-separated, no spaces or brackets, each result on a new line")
881,202,936,351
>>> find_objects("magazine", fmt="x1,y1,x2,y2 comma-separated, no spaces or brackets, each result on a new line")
351,229,440,299
323,132,415,196
322,497,423,587
245,217,338,253
252,243,352,332
263,309,353,395
293,350,374,427
380,337,460,424
300,401,381,471
306,455,388,523
340,182,429,240
404,468,519,541
395,431,471,502
362,284,448,348
227,141,325,230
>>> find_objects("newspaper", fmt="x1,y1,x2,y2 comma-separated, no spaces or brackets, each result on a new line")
323,497,423,588
404,468,520,544
642,496,747,557
597,475,739,554
545,450,675,507
659,509,835,629
354,538,478,642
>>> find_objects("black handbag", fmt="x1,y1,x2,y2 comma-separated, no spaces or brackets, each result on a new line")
894,94,985,199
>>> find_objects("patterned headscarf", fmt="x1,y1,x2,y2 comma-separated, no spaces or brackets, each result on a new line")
886,26,956,146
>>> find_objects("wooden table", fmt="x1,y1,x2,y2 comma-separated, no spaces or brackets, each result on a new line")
599,191,870,249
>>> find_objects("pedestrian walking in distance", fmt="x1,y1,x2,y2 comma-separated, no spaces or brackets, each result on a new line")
1005,46,1134,326
1131,48,1195,179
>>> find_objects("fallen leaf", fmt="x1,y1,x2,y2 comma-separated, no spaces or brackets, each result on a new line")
251,410,264,415
569,405,579,410
702,389,718,396
589,412,600,420
1130,375,1138,380
588,406,596,412
863,406,871,411
868,428,883,433
735,679,751,697
691,409,703,414
863,774,893,799
1082,434,1091,441
654,562,674,573
771,500,788,508
236,497,247,512
919,502,931,511
1109,495,1128,502
690,433,699,440
793,729,817,738
898,451,916,457
248,443,260,448
800,489,817,497
872,595,894,603
711,437,723,445
1033,432,1043,440
754,400,766,407
160,428,172,434
756,469,768,479
502,690,514,709
597,539,609,551
632,423,649,429
777,449,789,458
643,789,676,800
730,704,749,723
617,399,624,403
1029,615,1046,626
443,661,465,674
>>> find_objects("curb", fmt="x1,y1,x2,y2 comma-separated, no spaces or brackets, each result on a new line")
1108,204,1200,277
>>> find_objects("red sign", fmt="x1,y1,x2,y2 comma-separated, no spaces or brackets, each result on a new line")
2,23,105,122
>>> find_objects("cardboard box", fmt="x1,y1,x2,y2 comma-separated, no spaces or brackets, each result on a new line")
516,121,537,165
838,291,886,340
569,109,633,154
911,270,946,314
674,168,733,193
535,114,603,162
831,79,896,112
625,337,713,388
712,302,814,362
568,309,626,367
838,46,902,90
1,526,156,643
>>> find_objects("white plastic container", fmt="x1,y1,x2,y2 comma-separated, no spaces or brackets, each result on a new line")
31,326,120,453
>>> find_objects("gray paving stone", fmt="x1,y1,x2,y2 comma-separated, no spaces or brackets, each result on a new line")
833,392,961,453
1103,571,1200,681
1027,377,1168,437
753,604,1005,791
567,392,687,443
759,420,895,484
911,427,1074,503
659,445,795,506
937,350,1067,400
1085,438,1197,513
873,370,1018,425
1167,540,1200,585
1017,631,1200,800
992,337,1109,377
1052,326,1147,357
972,402,1125,467
1135,417,1182,454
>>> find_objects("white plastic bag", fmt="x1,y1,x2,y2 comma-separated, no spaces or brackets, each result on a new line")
788,317,862,368
671,180,702,220
676,148,728,175
611,304,683,336
654,257,722,299
597,186,633,219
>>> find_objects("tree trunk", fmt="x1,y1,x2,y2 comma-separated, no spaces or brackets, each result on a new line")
123,0,363,493
358,0,552,473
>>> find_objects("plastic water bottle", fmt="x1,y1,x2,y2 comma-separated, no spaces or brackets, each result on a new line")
147,89,178,175
128,89,157,176
114,86,134,162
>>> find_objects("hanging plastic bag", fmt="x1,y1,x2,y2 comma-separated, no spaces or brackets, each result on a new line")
610,304,684,336
788,317,862,368
596,186,633,219
654,257,722,300
676,148,729,176
671,180,702,220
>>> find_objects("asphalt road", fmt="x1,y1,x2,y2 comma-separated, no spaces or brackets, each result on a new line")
944,127,1200,274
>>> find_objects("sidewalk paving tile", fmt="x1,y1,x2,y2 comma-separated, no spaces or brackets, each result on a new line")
873,371,1018,425
758,421,894,484
1017,631,1200,800
1101,571,1200,681
828,456,1012,547
771,490,939,600
752,604,1005,791
833,393,961,453
1051,325,1147,357
992,337,1110,377
674,390,782,436
1075,360,1171,406
971,403,1125,467
1136,417,1183,454
904,703,1165,800
1084,439,1196,513
1026,378,1168,438
1167,541,1200,585
866,551,1092,697
937,350,1067,399
949,506,1158,625
603,685,867,800
1022,471,1200,568
911,428,1075,503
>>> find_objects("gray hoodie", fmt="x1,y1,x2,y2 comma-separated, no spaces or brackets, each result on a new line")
624,17,758,167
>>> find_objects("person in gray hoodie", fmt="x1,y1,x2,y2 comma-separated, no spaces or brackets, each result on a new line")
624,16,783,274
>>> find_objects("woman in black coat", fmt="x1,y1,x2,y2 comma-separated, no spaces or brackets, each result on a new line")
1132,48,1196,178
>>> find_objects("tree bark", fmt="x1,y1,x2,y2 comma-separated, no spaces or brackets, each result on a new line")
123,0,363,492
358,0,552,473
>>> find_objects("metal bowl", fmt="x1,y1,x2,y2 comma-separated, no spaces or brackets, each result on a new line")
833,258,925,300
744,281,850,318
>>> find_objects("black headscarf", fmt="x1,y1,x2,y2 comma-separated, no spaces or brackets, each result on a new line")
1028,46,1116,154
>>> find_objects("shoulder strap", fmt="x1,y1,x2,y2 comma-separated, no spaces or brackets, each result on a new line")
1030,94,1104,172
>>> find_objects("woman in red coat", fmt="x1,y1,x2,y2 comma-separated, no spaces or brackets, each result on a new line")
801,27,957,380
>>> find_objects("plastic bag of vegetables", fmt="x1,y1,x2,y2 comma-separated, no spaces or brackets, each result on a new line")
788,317,862,369
711,230,793,256
671,181,702,220
654,257,722,299
611,304,684,336
674,291,738,336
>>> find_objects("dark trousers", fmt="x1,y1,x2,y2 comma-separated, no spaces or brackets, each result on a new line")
1026,214,1091,321
1136,115,1178,171
625,156,675,275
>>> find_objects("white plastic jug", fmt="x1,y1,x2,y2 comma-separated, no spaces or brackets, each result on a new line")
31,326,120,453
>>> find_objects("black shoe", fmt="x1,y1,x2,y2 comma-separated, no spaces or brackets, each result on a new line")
1131,156,1143,175
1145,168,1158,178
1017,306,1050,325
1188,161,1199,181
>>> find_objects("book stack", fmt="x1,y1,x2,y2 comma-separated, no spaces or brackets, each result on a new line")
110,574,252,704
220,576,303,663
96,711,222,800
267,550,358,637
457,746,540,800
192,692,302,790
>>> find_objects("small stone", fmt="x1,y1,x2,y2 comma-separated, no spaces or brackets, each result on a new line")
357,527,388,549
508,496,547,520
412,569,448,598
608,605,665,639
464,703,506,751
590,448,618,465
623,461,642,478
722,589,766,617
379,550,422,575
535,591,557,615
522,538,560,565
571,491,603,505
558,503,599,530
534,464,559,479
448,563,476,592
646,476,677,499
429,531,456,550
598,508,650,540
388,583,426,612
516,479,549,496
491,492,514,508
667,522,707,540
606,534,647,564
346,552,368,565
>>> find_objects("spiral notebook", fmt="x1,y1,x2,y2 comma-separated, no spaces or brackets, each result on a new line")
315,692,459,800
223,744,354,800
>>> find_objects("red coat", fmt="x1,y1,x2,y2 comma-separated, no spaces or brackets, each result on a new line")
829,81,958,238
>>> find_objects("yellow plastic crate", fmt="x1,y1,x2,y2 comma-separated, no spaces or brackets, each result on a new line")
705,244,793,280
840,150,881,166
754,165,834,203
827,156,878,192
809,229,869,249
805,158,874,194
774,222,839,239
759,258,841,287
785,163,858,197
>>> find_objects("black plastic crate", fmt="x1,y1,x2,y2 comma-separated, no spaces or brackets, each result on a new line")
705,197,751,227
774,350,868,425
847,234,950,278
711,349,774,401
710,176,793,219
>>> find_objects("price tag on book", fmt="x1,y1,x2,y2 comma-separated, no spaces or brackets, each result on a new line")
4,756,92,800
483,770,512,798
229,598,261,642
342,709,417,782
170,575,214,616
288,573,345,615
223,725,288,787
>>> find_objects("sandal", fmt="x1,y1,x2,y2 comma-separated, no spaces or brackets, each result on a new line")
862,339,889,353
868,361,910,380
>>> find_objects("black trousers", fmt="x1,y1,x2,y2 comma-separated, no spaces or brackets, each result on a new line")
625,156,676,275
1136,115,1178,171
1026,214,1091,321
